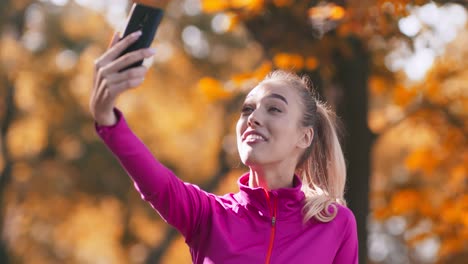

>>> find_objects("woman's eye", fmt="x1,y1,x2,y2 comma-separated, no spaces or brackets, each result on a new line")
241,106,254,114
268,107,282,113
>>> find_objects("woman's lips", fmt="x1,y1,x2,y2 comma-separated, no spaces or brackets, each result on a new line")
242,130,268,143
245,134,266,143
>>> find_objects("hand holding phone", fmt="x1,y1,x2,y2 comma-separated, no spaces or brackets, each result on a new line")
118,3,164,71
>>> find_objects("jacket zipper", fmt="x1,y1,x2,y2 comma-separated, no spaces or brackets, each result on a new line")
264,190,278,264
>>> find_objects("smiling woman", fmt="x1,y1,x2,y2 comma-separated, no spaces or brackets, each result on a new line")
236,71,349,223
90,29,358,263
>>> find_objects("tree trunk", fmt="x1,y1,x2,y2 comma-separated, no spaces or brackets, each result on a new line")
0,1,28,262
0,75,15,264
334,36,371,264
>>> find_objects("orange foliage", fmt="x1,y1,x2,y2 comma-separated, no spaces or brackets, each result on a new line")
438,237,465,259
231,72,255,86
305,56,319,71
1,1,467,263
405,148,441,175
224,12,240,32
201,0,229,13
393,84,419,106
447,164,468,192
330,5,346,20
230,0,264,12
273,0,294,8
373,207,390,220
6,117,48,159
54,197,127,263
228,61,272,90
390,189,420,215
368,76,388,95
198,77,233,101
253,61,273,79
308,3,346,21
273,53,304,71
201,0,264,14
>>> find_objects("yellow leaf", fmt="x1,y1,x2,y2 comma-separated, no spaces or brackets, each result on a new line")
368,76,387,95
450,165,466,184
231,72,254,86
198,77,232,101
253,61,272,80
308,3,345,21
419,201,433,217
305,56,319,71
231,0,264,12
440,203,460,225
405,148,440,175
462,211,468,229
330,5,346,20
390,189,420,214
201,0,229,13
273,53,304,71
393,84,418,106
229,61,271,88
373,207,390,220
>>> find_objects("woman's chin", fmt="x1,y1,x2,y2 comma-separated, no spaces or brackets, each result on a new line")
241,153,265,167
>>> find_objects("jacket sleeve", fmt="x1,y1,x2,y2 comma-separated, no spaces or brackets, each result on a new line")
95,108,212,243
333,207,359,264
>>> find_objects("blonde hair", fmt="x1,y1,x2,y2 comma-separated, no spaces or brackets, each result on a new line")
261,70,347,223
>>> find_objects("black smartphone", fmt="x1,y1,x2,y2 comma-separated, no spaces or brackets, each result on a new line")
118,3,164,71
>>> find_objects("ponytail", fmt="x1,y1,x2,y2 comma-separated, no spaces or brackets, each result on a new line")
299,102,346,223
262,70,347,223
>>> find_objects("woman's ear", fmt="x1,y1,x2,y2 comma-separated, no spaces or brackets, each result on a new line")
297,127,314,149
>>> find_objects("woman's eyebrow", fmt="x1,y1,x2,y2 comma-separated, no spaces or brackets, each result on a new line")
266,93,288,105
245,93,289,105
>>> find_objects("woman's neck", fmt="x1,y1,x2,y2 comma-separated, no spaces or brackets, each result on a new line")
248,163,295,190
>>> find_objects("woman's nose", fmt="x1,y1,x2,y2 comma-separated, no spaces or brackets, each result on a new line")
247,111,261,127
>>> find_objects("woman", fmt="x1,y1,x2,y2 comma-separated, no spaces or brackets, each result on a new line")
90,31,358,263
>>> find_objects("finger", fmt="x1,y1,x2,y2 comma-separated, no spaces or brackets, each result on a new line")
100,48,155,76
94,31,125,72
108,77,145,97
93,32,122,87
105,66,148,85
96,31,142,68
95,47,151,90
108,31,121,48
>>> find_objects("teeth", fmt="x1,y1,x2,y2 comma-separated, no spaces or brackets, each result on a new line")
246,134,265,141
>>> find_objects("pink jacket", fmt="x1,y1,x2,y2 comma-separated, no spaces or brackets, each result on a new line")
96,109,359,264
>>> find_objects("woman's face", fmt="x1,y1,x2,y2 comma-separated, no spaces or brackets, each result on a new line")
236,81,311,167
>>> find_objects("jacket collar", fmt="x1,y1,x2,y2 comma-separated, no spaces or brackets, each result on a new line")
236,172,305,220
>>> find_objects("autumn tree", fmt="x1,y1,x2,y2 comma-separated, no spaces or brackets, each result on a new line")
0,0,266,263
196,0,468,263
0,0,467,263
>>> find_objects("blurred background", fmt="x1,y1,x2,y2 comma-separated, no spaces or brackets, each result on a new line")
0,0,467,263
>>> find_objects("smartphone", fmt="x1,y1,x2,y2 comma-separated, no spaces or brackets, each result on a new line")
118,3,164,71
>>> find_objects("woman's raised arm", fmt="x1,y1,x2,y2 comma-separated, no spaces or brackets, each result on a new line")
90,34,213,243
